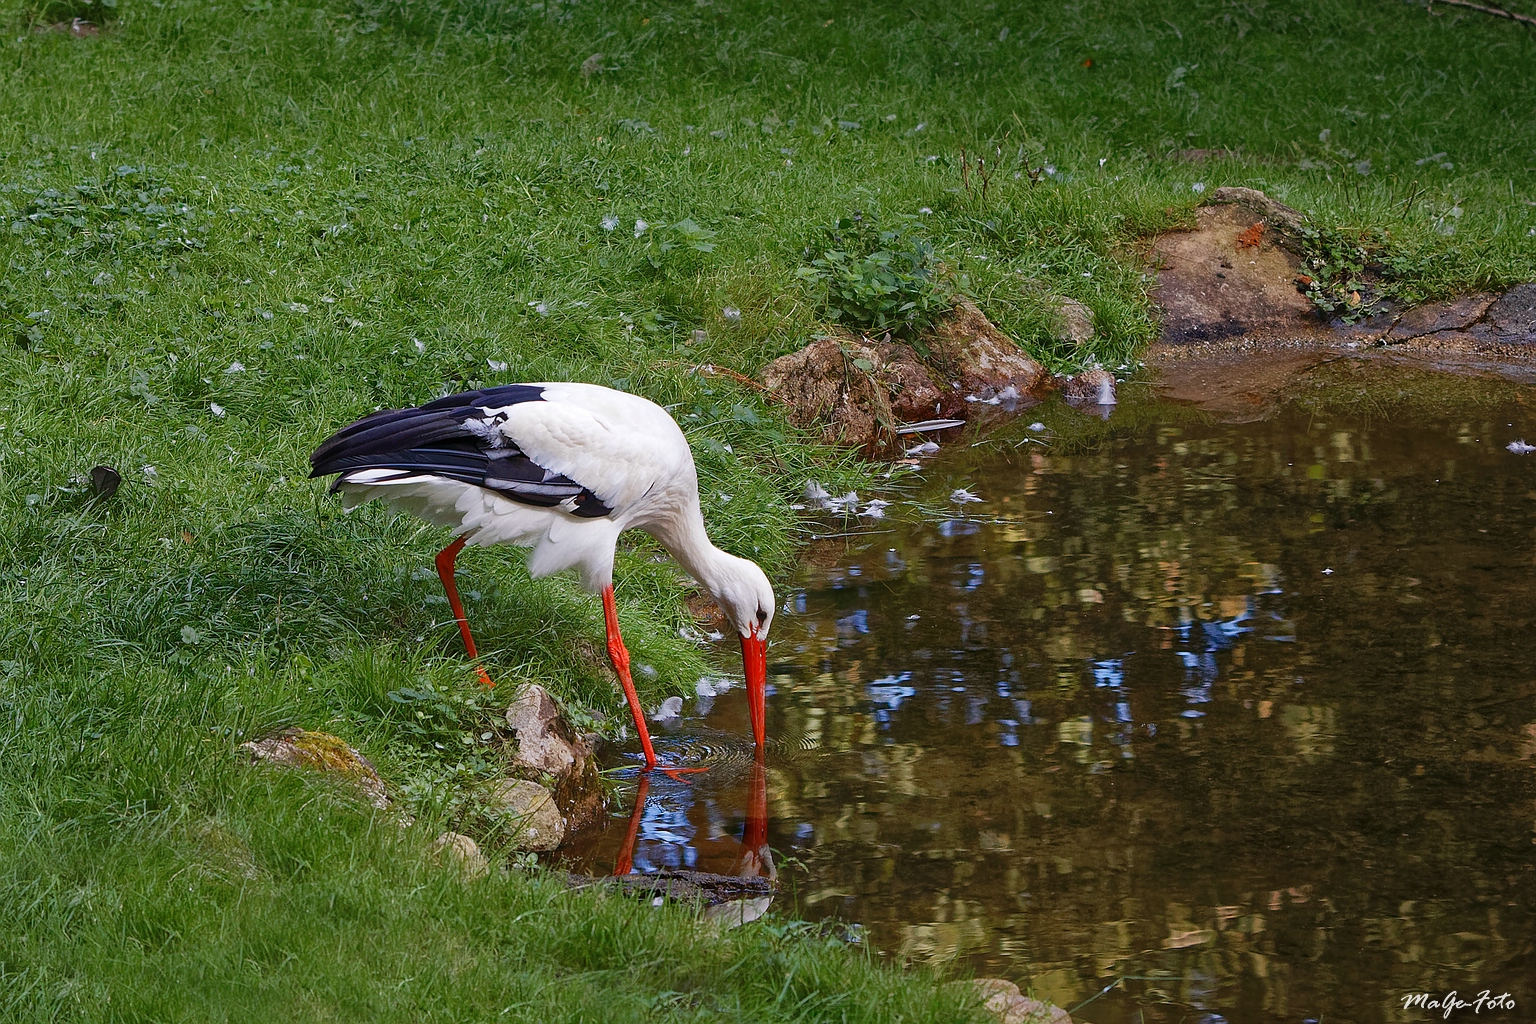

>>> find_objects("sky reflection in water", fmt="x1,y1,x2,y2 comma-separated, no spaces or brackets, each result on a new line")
561,401,1536,1023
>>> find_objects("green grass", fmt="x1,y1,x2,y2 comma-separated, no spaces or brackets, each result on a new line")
0,0,1533,1018
0,672,977,1022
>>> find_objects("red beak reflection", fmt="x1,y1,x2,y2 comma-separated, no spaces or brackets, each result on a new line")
740,631,768,750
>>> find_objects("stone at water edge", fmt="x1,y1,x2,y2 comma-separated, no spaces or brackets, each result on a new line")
927,298,1049,399
1149,192,1315,345
503,683,604,832
1486,283,1536,341
1058,366,1117,408
429,831,491,881
758,301,1047,452
241,727,389,810
505,684,584,776
966,979,1073,1024
480,778,566,852
1383,293,1499,343
759,331,953,451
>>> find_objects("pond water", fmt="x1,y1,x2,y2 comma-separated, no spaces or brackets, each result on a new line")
560,393,1536,1023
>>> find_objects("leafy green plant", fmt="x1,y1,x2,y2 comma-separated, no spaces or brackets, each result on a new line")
1294,225,1438,323
797,214,948,339
2,167,207,260
369,678,504,752
630,217,718,278
362,678,510,824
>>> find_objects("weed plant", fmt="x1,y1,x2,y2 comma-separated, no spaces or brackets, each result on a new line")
797,214,947,340
0,0,1533,1018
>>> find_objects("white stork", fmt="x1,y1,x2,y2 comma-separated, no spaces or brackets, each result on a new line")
309,382,774,774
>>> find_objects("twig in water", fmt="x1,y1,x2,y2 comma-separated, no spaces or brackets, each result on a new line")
1069,976,1124,1014
1428,0,1536,28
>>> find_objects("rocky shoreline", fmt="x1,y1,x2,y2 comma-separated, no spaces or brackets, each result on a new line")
754,187,1534,442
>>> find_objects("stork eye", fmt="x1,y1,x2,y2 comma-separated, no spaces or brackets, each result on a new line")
756,609,768,625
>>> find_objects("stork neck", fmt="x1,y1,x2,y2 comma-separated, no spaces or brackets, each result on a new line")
651,504,735,598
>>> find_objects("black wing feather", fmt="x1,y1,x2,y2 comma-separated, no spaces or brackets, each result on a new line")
309,384,547,466
309,387,613,518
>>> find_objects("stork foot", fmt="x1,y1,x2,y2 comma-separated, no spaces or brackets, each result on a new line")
475,666,496,689
649,762,709,781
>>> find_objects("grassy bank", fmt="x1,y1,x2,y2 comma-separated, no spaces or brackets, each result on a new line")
1,0,1532,1018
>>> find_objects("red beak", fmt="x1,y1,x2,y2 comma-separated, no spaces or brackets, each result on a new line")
740,631,768,750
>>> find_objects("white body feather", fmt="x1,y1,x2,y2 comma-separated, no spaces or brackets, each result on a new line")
335,383,699,593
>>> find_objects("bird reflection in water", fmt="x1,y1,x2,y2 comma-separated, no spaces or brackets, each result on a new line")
611,755,774,926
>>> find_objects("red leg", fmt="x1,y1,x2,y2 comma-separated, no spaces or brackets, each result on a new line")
733,754,773,879
435,536,495,688
602,585,705,778
612,774,651,877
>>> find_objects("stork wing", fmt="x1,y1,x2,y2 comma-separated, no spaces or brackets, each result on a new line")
309,385,614,518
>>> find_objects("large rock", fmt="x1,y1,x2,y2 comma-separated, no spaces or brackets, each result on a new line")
760,331,955,453
481,778,566,851
1210,186,1307,235
1347,283,1536,367
1486,283,1536,341
927,298,1048,398
241,728,388,809
1384,293,1498,342
1150,201,1315,345
968,979,1072,1024
760,302,1045,453
504,684,604,831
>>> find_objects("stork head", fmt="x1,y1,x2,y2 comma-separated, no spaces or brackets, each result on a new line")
707,553,774,750
710,552,775,641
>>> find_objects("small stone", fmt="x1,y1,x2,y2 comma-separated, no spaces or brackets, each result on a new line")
1052,298,1095,346
481,779,566,851
241,728,388,809
968,979,1073,1024
1059,367,1117,407
429,831,490,880
504,684,604,831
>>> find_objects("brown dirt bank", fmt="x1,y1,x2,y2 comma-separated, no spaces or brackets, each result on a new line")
1147,187,1536,420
